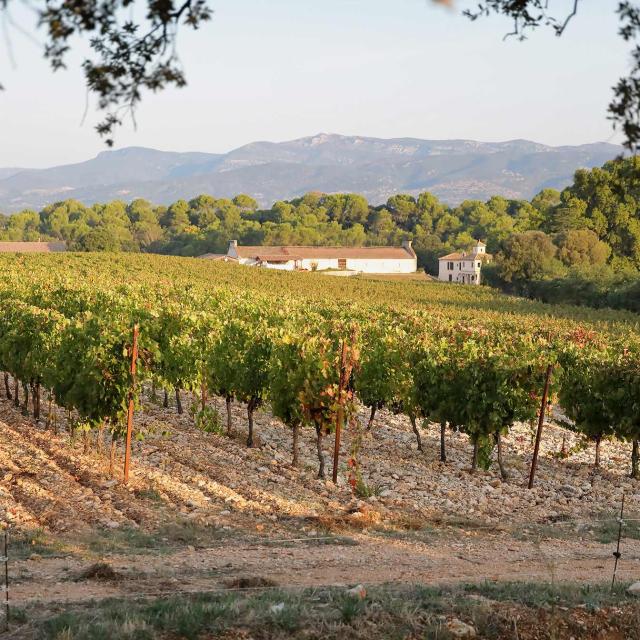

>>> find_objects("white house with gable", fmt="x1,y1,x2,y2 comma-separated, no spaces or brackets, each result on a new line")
438,240,492,285
224,240,417,274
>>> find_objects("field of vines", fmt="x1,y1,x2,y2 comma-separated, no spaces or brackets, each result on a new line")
1,251,639,485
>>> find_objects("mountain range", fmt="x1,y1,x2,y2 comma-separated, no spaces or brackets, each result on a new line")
0,134,621,213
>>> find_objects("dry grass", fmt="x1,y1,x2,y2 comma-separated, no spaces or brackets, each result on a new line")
12,582,640,640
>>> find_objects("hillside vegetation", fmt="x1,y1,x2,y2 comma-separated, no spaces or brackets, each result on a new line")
3,157,640,313
0,135,619,211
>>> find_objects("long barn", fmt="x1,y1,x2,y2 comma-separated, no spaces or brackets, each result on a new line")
224,240,417,274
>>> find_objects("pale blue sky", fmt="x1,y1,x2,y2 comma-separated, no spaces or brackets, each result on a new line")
0,0,630,167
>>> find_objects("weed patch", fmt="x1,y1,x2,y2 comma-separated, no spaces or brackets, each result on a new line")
19,582,640,640
513,512,640,544
9,528,68,560
81,519,234,555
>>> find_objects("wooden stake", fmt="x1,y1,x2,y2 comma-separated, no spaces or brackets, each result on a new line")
123,324,139,484
528,364,553,489
332,339,349,484
560,433,567,458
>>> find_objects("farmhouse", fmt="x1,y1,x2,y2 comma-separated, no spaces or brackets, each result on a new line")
0,241,66,253
438,240,492,285
225,240,417,274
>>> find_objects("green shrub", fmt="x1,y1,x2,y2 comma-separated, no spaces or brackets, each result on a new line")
194,406,223,434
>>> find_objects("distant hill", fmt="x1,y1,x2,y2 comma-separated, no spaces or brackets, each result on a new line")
0,134,621,212
0,168,24,181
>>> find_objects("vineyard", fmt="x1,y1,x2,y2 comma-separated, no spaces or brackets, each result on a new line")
1,252,640,637
0,251,639,487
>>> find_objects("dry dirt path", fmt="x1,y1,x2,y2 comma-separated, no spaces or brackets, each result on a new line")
9,534,640,607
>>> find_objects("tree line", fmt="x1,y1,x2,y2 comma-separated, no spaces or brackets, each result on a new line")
2,157,640,309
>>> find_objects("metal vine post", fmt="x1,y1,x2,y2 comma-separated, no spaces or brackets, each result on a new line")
611,493,626,591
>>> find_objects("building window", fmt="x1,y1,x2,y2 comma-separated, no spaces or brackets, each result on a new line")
477,262,481,267
448,274,452,282
447,261,453,270
338,258,347,270
471,275,475,281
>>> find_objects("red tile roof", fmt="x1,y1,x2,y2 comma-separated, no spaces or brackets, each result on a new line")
235,245,416,260
439,252,466,260
256,254,302,262
439,251,492,261
0,241,66,253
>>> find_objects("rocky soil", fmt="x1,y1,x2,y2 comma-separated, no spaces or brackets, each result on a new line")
1,387,639,607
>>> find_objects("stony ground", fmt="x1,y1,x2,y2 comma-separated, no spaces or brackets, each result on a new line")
1,386,639,610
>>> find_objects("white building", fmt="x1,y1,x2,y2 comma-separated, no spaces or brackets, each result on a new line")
438,241,492,285
224,240,417,274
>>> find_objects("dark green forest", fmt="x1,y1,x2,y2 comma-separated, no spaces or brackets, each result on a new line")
2,157,640,310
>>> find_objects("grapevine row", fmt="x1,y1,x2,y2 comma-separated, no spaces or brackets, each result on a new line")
0,253,638,481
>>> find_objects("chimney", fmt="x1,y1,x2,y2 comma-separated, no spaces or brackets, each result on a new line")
402,239,413,251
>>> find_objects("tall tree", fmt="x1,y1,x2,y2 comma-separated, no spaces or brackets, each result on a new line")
555,229,612,268
495,230,564,286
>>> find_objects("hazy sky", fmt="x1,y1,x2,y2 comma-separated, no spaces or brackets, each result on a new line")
0,0,630,167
